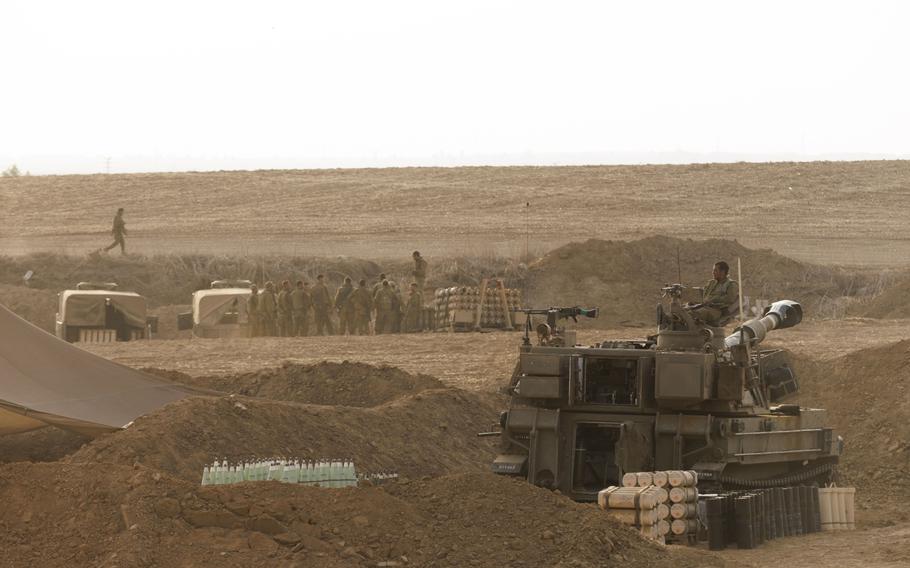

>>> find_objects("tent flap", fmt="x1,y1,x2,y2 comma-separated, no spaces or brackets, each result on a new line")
0,303,199,437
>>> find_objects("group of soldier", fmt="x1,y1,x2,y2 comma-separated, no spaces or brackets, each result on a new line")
246,251,429,337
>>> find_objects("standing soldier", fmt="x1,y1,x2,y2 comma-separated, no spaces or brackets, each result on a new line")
247,283,260,337
389,281,403,333
277,280,293,337
412,251,428,292
291,280,312,336
311,274,334,335
103,208,128,255
350,279,373,335
372,273,387,295
373,280,396,334
404,282,423,333
259,281,278,336
334,276,356,335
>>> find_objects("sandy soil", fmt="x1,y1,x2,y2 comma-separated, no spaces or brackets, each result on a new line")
3,161,910,266
3,162,910,566
81,319,910,392
66,318,910,567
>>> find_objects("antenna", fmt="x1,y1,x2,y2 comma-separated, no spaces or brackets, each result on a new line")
737,257,745,325
676,245,681,284
524,201,530,262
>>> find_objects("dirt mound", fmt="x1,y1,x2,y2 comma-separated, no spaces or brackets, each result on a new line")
853,271,910,319
0,427,90,464
792,342,910,524
0,284,57,332
69,388,501,483
0,463,720,568
144,361,446,407
526,236,865,326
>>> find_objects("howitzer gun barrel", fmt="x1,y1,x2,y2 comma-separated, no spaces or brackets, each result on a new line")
724,300,803,348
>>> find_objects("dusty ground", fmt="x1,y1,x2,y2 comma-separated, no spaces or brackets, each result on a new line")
3,162,910,566
3,161,910,266
69,318,910,567
81,319,910,392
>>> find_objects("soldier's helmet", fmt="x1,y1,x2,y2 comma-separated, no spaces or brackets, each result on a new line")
413,251,420,258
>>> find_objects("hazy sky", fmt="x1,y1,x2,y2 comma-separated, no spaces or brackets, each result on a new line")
3,1,909,174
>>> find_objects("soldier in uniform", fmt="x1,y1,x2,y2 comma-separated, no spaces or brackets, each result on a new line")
373,280,396,334
412,251,428,292
277,280,293,337
389,281,403,333
372,273,387,295
311,274,334,335
403,282,424,333
103,208,127,255
350,279,373,335
334,276,356,335
688,261,739,325
291,280,312,336
259,281,279,336
247,283,260,337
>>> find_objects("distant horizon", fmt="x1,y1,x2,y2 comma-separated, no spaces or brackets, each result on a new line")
4,150,909,177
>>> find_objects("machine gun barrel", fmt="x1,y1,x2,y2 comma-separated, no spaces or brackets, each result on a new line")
724,300,803,348
521,306,598,327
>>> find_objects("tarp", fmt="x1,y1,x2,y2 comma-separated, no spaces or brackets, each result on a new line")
0,303,200,437
192,288,251,327
58,290,147,329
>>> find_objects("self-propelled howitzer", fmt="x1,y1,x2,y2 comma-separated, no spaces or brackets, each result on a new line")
491,289,841,500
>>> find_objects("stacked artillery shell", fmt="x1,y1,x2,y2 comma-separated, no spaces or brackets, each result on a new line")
706,485,830,550
432,286,523,331
665,471,699,544
597,485,667,544
616,470,699,544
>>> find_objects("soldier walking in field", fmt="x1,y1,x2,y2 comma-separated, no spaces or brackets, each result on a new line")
350,279,373,335
412,251,428,291
247,284,260,337
259,281,279,336
102,208,127,254
403,282,424,333
291,280,312,336
373,280,396,334
311,274,334,335
334,276,356,335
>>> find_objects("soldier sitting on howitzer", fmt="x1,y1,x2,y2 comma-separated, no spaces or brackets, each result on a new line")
686,261,739,326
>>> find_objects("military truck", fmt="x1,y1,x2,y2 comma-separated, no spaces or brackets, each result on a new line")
491,286,842,500
55,282,149,343
182,280,255,338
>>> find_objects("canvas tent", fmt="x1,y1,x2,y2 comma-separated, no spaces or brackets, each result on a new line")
56,289,148,342
191,287,253,338
0,303,199,436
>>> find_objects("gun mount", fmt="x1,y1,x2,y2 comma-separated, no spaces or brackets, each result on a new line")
520,306,599,347
492,289,841,499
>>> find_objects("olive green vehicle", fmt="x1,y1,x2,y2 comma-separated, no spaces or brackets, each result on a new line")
491,286,842,500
